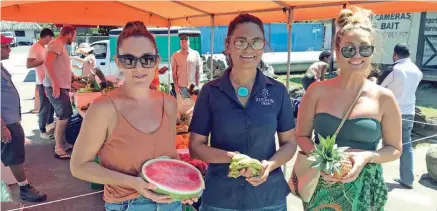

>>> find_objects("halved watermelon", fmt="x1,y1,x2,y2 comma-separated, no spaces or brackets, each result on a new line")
141,157,204,201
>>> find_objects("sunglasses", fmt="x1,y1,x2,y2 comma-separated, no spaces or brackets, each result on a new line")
233,38,265,50
341,45,374,58
180,37,188,41
117,54,159,69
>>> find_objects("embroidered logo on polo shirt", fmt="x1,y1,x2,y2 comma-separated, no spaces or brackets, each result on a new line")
256,88,274,106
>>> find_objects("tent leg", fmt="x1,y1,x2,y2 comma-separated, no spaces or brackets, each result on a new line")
283,8,294,178
329,18,336,75
285,8,294,90
168,25,171,93
210,15,215,81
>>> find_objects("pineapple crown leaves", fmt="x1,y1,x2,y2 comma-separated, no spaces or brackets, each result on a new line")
307,134,350,173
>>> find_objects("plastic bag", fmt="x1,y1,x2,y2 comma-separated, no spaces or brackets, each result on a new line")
1,180,12,202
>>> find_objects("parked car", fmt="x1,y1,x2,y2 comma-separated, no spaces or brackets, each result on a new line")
1,31,17,47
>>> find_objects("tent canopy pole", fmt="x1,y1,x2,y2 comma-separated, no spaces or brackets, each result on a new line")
168,23,171,92
210,15,215,81
285,8,294,90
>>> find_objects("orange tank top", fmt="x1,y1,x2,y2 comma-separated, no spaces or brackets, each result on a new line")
97,94,178,203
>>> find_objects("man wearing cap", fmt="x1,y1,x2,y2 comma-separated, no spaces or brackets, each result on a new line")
171,34,203,98
44,25,76,160
1,35,47,202
380,43,423,189
27,28,55,140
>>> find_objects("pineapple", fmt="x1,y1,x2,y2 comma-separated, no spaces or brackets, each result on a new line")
308,134,353,180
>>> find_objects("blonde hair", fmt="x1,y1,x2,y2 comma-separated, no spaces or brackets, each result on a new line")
335,7,375,76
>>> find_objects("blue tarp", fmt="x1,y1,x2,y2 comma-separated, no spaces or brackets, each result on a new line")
199,23,324,54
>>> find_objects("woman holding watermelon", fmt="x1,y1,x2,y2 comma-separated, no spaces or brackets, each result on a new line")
295,7,402,211
70,21,197,210
189,14,297,211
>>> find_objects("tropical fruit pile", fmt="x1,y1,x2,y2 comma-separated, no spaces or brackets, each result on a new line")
308,134,353,179
178,151,208,176
141,157,205,201
176,134,190,149
228,154,262,178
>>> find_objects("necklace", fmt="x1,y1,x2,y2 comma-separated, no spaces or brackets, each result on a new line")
230,72,250,97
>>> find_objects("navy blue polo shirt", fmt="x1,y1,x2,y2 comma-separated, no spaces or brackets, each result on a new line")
189,68,295,210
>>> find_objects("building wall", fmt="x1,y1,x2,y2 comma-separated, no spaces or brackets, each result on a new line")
421,12,437,67
371,12,421,65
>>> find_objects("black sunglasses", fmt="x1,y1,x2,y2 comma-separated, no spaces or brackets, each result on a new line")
341,45,374,58
180,37,188,41
117,54,159,69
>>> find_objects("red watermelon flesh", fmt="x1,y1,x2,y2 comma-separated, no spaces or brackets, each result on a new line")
141,158,204,201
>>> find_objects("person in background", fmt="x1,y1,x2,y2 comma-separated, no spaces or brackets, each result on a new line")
301,50,331,90
296,7,402,210
70,21,197,211
26,28,55,140
71,43,96,77
171,33,203,98
1,35,47,202
258,59,278,79
379,43,423,189
189,14,297,211
44,25,76,160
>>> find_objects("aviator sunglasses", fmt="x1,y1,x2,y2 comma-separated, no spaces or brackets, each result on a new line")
341,45,374,58
117,54,159,69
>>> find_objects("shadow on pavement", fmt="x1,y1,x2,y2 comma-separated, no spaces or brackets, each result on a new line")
1,130,105,210
418,174,437,191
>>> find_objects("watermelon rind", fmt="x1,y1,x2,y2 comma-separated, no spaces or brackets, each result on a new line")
141,158,205,201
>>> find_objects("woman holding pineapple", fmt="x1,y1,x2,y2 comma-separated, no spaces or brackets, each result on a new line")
295,7,402,211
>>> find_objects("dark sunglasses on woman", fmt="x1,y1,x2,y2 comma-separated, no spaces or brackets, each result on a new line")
117,54,159,69
341,45,374,58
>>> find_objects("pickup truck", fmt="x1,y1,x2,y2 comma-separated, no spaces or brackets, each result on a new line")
81,40,173,84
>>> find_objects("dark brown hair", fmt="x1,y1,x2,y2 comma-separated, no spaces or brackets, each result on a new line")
226,13,265,43
117,21,158,55
60,25,76,36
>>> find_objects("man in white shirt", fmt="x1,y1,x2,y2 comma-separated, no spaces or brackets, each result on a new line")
380,43,423,189
171,33,203,98
27,28,55,140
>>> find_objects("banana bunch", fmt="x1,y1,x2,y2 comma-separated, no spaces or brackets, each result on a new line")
228,154,262,178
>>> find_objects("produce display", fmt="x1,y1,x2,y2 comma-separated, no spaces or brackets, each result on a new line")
141,157,205,201
178,152,208,176
228,154,262,178
176,124,189,134
308,134,353,179
160,83,170,93
78,83,99,93
176,134,190,149
101,86,116,94
179,112,191,126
